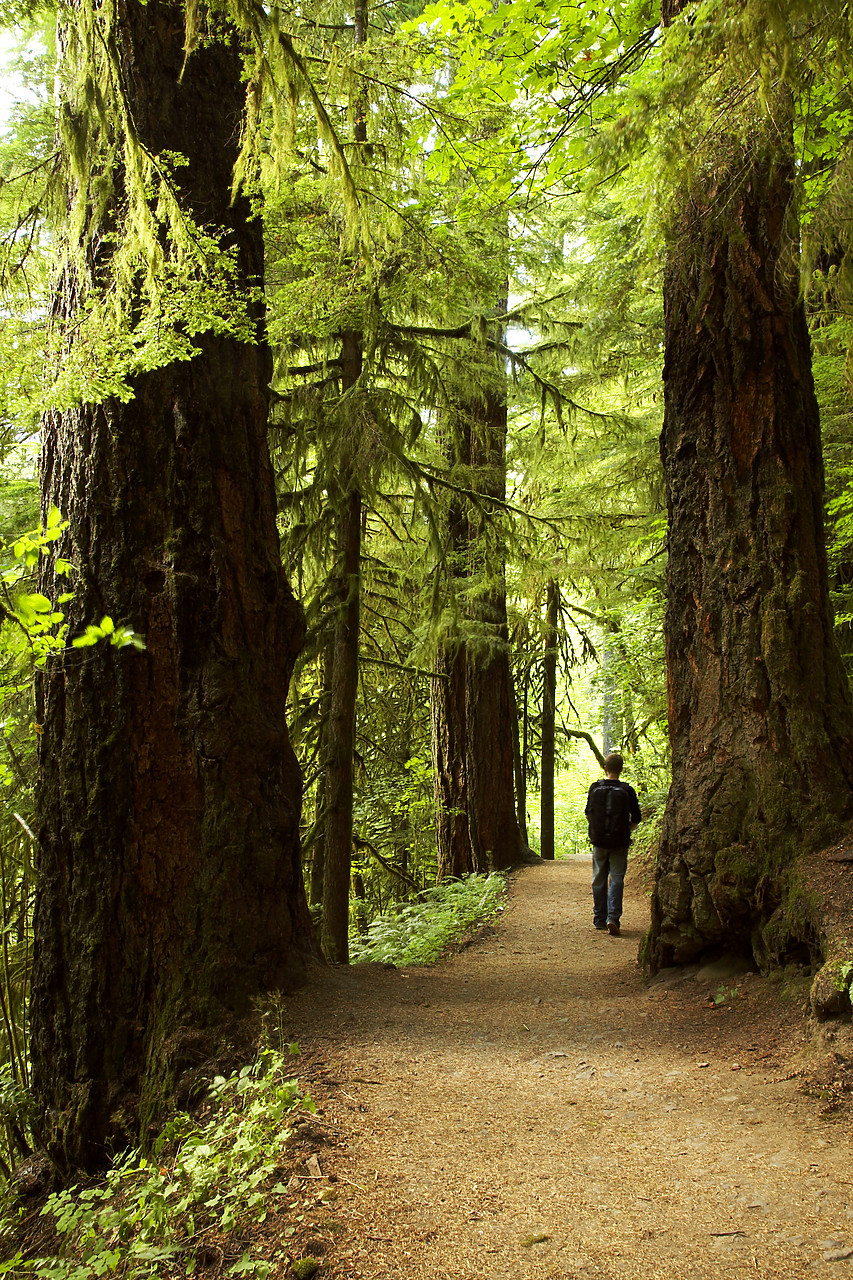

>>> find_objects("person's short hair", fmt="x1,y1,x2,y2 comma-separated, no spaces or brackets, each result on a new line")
604,752,624,776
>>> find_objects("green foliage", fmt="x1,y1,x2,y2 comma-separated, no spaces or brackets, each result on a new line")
0,1050,312,1279
349,871,506,965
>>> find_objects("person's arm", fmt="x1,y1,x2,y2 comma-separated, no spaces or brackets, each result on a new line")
629,785,641,828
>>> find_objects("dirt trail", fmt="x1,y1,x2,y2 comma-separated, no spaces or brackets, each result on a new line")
283,858,853,1280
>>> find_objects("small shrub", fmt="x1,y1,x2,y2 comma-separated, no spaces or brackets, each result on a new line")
0,1049,311,1278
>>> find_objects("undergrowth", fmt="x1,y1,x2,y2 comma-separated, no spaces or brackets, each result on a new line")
349,871,506,965
0,1049,312,1279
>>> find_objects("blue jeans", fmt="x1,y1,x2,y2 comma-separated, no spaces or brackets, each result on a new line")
592,847,628,927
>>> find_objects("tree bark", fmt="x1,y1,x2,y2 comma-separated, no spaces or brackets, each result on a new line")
647,27,853,967
30,1,315,1170
510,662,529,849
465,361,530,872
430,325,531,874
600,642,618,757
319,0,369,958
321,473,362,963
431,411,474,880
309,638,334,910
431,640,472,879
540,579,559,861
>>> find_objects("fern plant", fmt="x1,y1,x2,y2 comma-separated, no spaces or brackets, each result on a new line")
0,1049,312,1279
349,871,506,966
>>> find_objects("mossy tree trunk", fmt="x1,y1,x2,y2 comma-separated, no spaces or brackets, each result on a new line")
464,353,531,872
30,1,316,1171
318,1,369,961
648,16,853,967
510,664,529,850
321,466,362,964
309,636,334,911
431,338,531,875
432,418,474,881
540,579,559,861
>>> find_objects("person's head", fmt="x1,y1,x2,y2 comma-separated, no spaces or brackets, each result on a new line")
604,752,624,778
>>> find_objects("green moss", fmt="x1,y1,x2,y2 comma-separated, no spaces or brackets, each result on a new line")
713,842,755,889
293,1259,320,1279
810,958,853,1019
755,865,822,971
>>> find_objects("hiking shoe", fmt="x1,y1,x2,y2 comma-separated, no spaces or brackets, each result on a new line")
607,920,620,936
594,923,607,931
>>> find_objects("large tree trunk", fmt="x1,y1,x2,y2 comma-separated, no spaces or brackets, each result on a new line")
540,579,559,861
647,34,853,968
431,341,531,875
465,361,530,872
30,1,316,1171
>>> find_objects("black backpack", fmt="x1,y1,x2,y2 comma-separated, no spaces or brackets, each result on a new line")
586,780,632,848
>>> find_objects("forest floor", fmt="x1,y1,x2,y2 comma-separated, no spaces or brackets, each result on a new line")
272,857,853,1280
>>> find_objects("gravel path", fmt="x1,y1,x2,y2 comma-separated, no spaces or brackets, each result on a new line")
284,858,853,1279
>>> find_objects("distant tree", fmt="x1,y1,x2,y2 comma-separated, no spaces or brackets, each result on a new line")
539,579,559,861
30,0,316,1170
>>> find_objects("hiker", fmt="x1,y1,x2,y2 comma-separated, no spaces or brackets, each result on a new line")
584,752,641,937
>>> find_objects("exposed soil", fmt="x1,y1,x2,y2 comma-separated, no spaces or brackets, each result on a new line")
276,857,853,1280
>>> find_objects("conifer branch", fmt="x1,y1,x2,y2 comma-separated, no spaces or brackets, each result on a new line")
412,459,563,532
361,655,447,682
393,322,476,341
276,31,361,222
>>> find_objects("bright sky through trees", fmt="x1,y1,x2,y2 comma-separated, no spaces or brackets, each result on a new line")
0,28,43,136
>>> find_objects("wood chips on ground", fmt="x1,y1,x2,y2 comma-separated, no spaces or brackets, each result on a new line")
275,858,853,1280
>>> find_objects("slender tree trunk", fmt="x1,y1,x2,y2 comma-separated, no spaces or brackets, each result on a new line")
30,2,315,1170
351,869,369,937
432,414,474,880
540,579,559,861
309,781,327,911
319,0,369,958
309,638,334,910
321,453,362,964
648,1,853,969
600,642,618,757
510,663,529,848
522,661,529,823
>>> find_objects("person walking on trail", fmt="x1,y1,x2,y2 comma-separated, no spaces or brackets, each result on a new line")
584,752,641,937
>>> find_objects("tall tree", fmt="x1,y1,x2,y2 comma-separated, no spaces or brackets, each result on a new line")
464,335,531,871
431,411,473,880
319,0,370,964
539,579,559,861
646,0,853,969
30,0,315,1170
430,328,533,875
